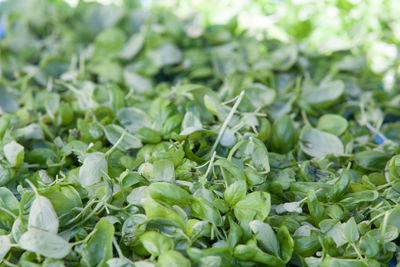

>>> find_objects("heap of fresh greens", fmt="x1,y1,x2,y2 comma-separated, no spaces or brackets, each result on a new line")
1,0,400,266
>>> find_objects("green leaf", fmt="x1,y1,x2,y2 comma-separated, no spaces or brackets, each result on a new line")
180,112,203,136
19,228,72,259
343,217,359,243
81,218,115,267
322,256,368,267
148,182,191,207
293,235,321,257
3,140,24,168
117,107,151,133
277,226,294,263
28,194,59,233
0,235,11,261
328,170,351,202
354,150,390,171
0,162,14,186
243,83,276,108
107,258,134,267
299,125,344,158
228,217,242,248
140,231,174,257
154,43,182,66
224,180,247,207
0,187,19,214
317,114,348,136
186,219,211,239
152,160,175,182
186,247,232,267
119,34,144,60
215,159,246,185
302,80,344,108
271,115,297,154
157,250,190,267
307,190,325,224
271,45,298,71
242,137,270,173
387,207,400,231
340,190,379,207
359,235,379,258
40,185,83,219
190,197,222,226
234,241,283,266
249,220,280,256
143,193,184,229
275,202,303,214
204,95,225,118
93,28,126,60
136,127,162,144
126,186,147,206
234,192,271,223
79,152,108,187
103,124,142,151
325,221,347,247
0,87,18,113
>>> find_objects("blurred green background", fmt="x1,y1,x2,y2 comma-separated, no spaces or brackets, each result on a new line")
1,0,400,92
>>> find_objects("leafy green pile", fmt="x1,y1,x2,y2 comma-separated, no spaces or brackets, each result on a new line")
1,0,400,266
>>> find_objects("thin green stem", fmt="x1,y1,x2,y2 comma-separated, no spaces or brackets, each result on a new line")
351,242,367,264
113,237,124,258
301,110,310,126
25,179,39,197
210,90,245,155
0,206,17,219
71,228,98,246
380,211,389,250
368,212,386,225
105,129,127,157
204,151,216,180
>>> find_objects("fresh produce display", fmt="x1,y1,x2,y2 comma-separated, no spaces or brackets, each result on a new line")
1,0,400,266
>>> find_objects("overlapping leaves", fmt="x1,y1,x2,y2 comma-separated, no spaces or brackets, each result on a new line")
0,0,400,266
